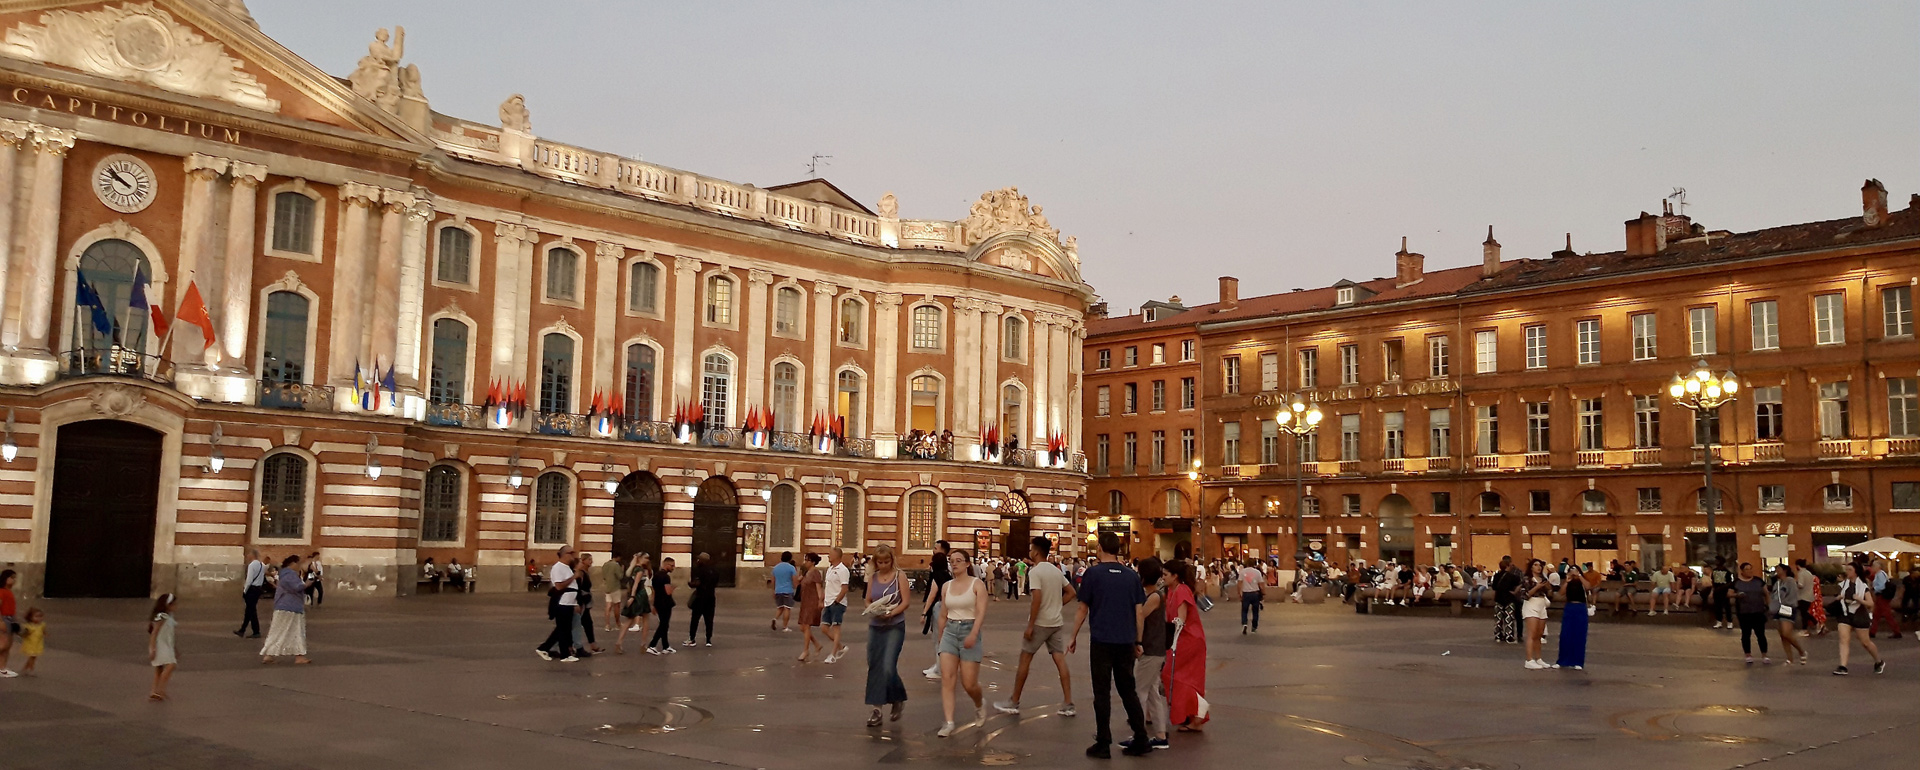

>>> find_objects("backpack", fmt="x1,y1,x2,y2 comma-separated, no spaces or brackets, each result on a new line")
1877,575,1898,601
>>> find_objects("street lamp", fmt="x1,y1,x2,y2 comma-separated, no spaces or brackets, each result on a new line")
1668,359,1739,568
1274,397,1323,570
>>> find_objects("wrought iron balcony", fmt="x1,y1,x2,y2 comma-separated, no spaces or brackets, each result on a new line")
258,380,335,411
59,348,171,384
424,402,485,428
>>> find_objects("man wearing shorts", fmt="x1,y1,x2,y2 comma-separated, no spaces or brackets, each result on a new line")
822,548,851,662
769,552,797,632
993,536,1077,717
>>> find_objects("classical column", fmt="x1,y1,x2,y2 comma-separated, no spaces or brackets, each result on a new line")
811,280,837,417
366,189,410,376
488,223,529,385
1049,316,1072,453
871,292,903,454
171,153,228,366
328,182,379,383
14,126,73,359
978,303,1003,456
1068,323,1086,454
951,298,980,445
393,197,432,388
670,256,700,405
0,121,28,353
591,242,622,405
509,232,534,382
744,269,772,418
1028,315,1051,455
219,162,267,369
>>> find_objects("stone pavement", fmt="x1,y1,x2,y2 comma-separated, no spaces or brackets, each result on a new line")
2,589,1915,770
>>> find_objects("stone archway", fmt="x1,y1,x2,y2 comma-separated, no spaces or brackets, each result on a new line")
1378,494,1416,566
692,476,739,587
44,419,163,596
612,471,664,562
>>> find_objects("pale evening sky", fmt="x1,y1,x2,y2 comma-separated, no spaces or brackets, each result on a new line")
253,1,1919,312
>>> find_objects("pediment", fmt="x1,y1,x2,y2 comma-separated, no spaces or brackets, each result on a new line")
0,0,423,141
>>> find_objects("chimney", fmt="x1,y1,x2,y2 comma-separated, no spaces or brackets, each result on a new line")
1218,276,1239,310
1087,301,1108,320
1482,226,1501,277
1394,236,1424,288
1624,212,1665,257
1863,178,1889,227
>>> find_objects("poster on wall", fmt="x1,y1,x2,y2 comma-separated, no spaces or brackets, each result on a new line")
741,522,766,562
974,528,993,556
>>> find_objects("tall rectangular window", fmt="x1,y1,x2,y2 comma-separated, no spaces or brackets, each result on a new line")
1693,409,1721,447
910,305,941,349
1890,378,1919,437
1526,401,1551,452
1575,319,1600,365
1884,286,1913,337
1750,300,1779,350
1578,398,1603,450
1428,335,1450,377
1429,408,1451,456
1223,356,1241,394
1631,313,1657,360
1151,380,1166,412
1339,344,1359,385
1688,306,1717,356
1383,411,1405,460
774,286,802,336
1096,386,1110,416
1180,378,1196,410
1123,383,1138,414
1814,292,1845,345
1222,422,1241,464
1151,430,1167,471
1339,414,1360,461
1181,340,1195,361
1180,429,1195,468
1094,435,1109,473
1096,349,1111,370
1260,352,1279,392
1474,330,1497,374
1151,343,1166,365
1818,382,1850,438
1260,420,1279,464
1383,339,1403,381
1125,346,1139,366
1523,325,1547,370
1298,348,1319,388
1123,432,1137,469
1475,405,1499,455
1634,395,1661,448
1754,386,1783,440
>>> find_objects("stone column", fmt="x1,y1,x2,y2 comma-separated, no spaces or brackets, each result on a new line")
172,153,228,367
978,303,1003,458
13,126,74,361
393,197,433,388
1028,315,1051,458
591,242,622,406
1049,317,1072,456
745,269,772,418
510,233,534,383
1068,323,1086,454
811,280,837,417
219,162,267,368
0,121,29,354
871,292,903,455
670,256,700,405
328,182,379,384
366,190,410,377
951,298,980,445
489,223,529,386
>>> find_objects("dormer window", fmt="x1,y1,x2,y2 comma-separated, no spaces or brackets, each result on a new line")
1143,308,1158,322
1336,286,1355,306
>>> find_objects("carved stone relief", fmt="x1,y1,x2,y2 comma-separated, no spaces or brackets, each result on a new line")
2,3,279,111
86,383,145,418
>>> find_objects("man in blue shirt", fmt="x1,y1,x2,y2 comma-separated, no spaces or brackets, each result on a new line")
769,551,798,632
1068,532,1150,758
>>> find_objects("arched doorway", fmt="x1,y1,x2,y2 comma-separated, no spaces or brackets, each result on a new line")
45,420,163,597
612,472,664,562
692,477,739,587
998,491,1031,559
1378,494,1415,566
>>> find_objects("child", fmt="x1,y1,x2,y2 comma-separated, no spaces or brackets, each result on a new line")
19,608,44,674
148,593,177,701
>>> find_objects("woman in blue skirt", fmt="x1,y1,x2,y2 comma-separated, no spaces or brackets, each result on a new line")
1556,568,1590,670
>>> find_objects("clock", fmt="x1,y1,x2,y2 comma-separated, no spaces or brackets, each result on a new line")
92,154,157,214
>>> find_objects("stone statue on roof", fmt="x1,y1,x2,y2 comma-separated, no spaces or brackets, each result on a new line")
961,186,1060,246
499,94,532,133
877,192,898,218
348,26,405,111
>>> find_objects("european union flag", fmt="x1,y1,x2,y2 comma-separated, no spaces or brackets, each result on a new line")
74,270,114,339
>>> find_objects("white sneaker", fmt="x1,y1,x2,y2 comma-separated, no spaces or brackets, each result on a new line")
936,721,956,738
1057,703,1076,717
646,647,660,655
535,650,552,661
629,624,641,632
994,700,1021,715
560,656,580,663
1524,660,1546,670
0,669,17,678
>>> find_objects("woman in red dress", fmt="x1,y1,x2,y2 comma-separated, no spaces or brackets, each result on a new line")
1164,561,1209,730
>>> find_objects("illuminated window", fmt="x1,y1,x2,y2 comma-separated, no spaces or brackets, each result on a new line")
1884,286,1913,337
911,305,942,349
1523,325,1546,369
1428,335,1450,377
906,490,940,551
1750,300,1779,350
1575,319,1599,365
838,297,864,344
775,286,803,336
1474,330,1497,373
706,275,735,324
1631,313,1657,360
1814,292,1845,345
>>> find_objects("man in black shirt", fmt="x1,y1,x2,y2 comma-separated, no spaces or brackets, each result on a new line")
921,540,952,678
1491,556,1520,644
685,552,720,647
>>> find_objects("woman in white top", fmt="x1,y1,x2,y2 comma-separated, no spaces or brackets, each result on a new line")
1832,563,1885,676
934,548,988,737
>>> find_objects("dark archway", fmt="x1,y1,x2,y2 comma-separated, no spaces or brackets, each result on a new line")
613,472,665,562
1377,494,1416,566
998,491,1031,560
692,476,739,587
46,420,163,597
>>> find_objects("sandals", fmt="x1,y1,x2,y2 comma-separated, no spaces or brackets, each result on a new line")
890,703,905,722
867,709,883,727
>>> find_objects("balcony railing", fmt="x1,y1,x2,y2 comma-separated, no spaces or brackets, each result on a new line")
1752,442,1785,462
259,380,335,412
424,402,485,428
1256,463,1282,477
60,348,171,384
1575,450,1604,468
1523,452,1550,469
1220,464,1242,479
1472,454,1500,471
1383,458,1405,473
621,420,677,443
1631,447,1661,466
1818,439,1857,459
534,411,587,437
1338,460,1360,475
1425,456,1453,472
1886,437,1920,456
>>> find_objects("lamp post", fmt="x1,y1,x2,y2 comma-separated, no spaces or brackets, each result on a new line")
1274,396,1323,570
1187,459,1209,560
1668,359,1739,567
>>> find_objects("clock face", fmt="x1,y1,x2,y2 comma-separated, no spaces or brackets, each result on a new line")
93,154,157,214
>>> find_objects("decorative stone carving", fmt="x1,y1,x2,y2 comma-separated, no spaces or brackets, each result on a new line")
747,269,774,285
813,280,838,295
1,3,278,111
997,246,1032,272
499,94,531,133
550,317,578,337
594,241,624,262
1063,235,1079,265
877,192,898,218
673,255,703,275
348,26,405,111
874,292,903,308
282,428,301,447
493,221,529,243
959,187,1058,246
87,384,145,418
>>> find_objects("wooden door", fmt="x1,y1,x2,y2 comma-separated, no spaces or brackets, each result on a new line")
612,473,664,561
45,420,163,597
691,478,738,587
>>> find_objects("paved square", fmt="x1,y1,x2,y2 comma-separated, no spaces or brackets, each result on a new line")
3,591,1915,770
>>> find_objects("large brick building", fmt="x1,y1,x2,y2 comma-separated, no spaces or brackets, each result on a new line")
1089,182,1920,573
0,1,1091,599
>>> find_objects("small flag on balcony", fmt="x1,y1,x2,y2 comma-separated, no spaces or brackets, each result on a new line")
129,267,166,337
74,270,115,339
380,364,398,405
174,281,218,349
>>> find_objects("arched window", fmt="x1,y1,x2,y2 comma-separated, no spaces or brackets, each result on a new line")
836,370,863,437
906,489,940,551
1822,484,1854,511
1695,487,1726,512
428,318,468,405
533,471,570,544
911,305,943,350
420,464,462,542
1004,315,1025,357
261,291,310,384
769,484,800,550
909,375,941,432
1001,384,1024,435
539,333,574,414
629,261,660,313
435,226,472,284
772,362,799,433
271,191,316,254
624,344,655,422
1581,490,1608,514
545,247,578,301
835,486,863,550
839,297,864,344
75,239,153,352
701,353,731,430
1107,489,1124,516
1479,491,1503,514
775,286,803,336
706,275,734,324
258,452,308,539
1219,497,1246,516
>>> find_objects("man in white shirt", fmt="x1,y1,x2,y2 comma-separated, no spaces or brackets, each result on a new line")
234,549,266,638
994,536,1078,717
1239,559,1265,633
823,548,852,662
536,545,582,661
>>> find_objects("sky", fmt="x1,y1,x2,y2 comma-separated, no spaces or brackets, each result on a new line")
251,1,1919,313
